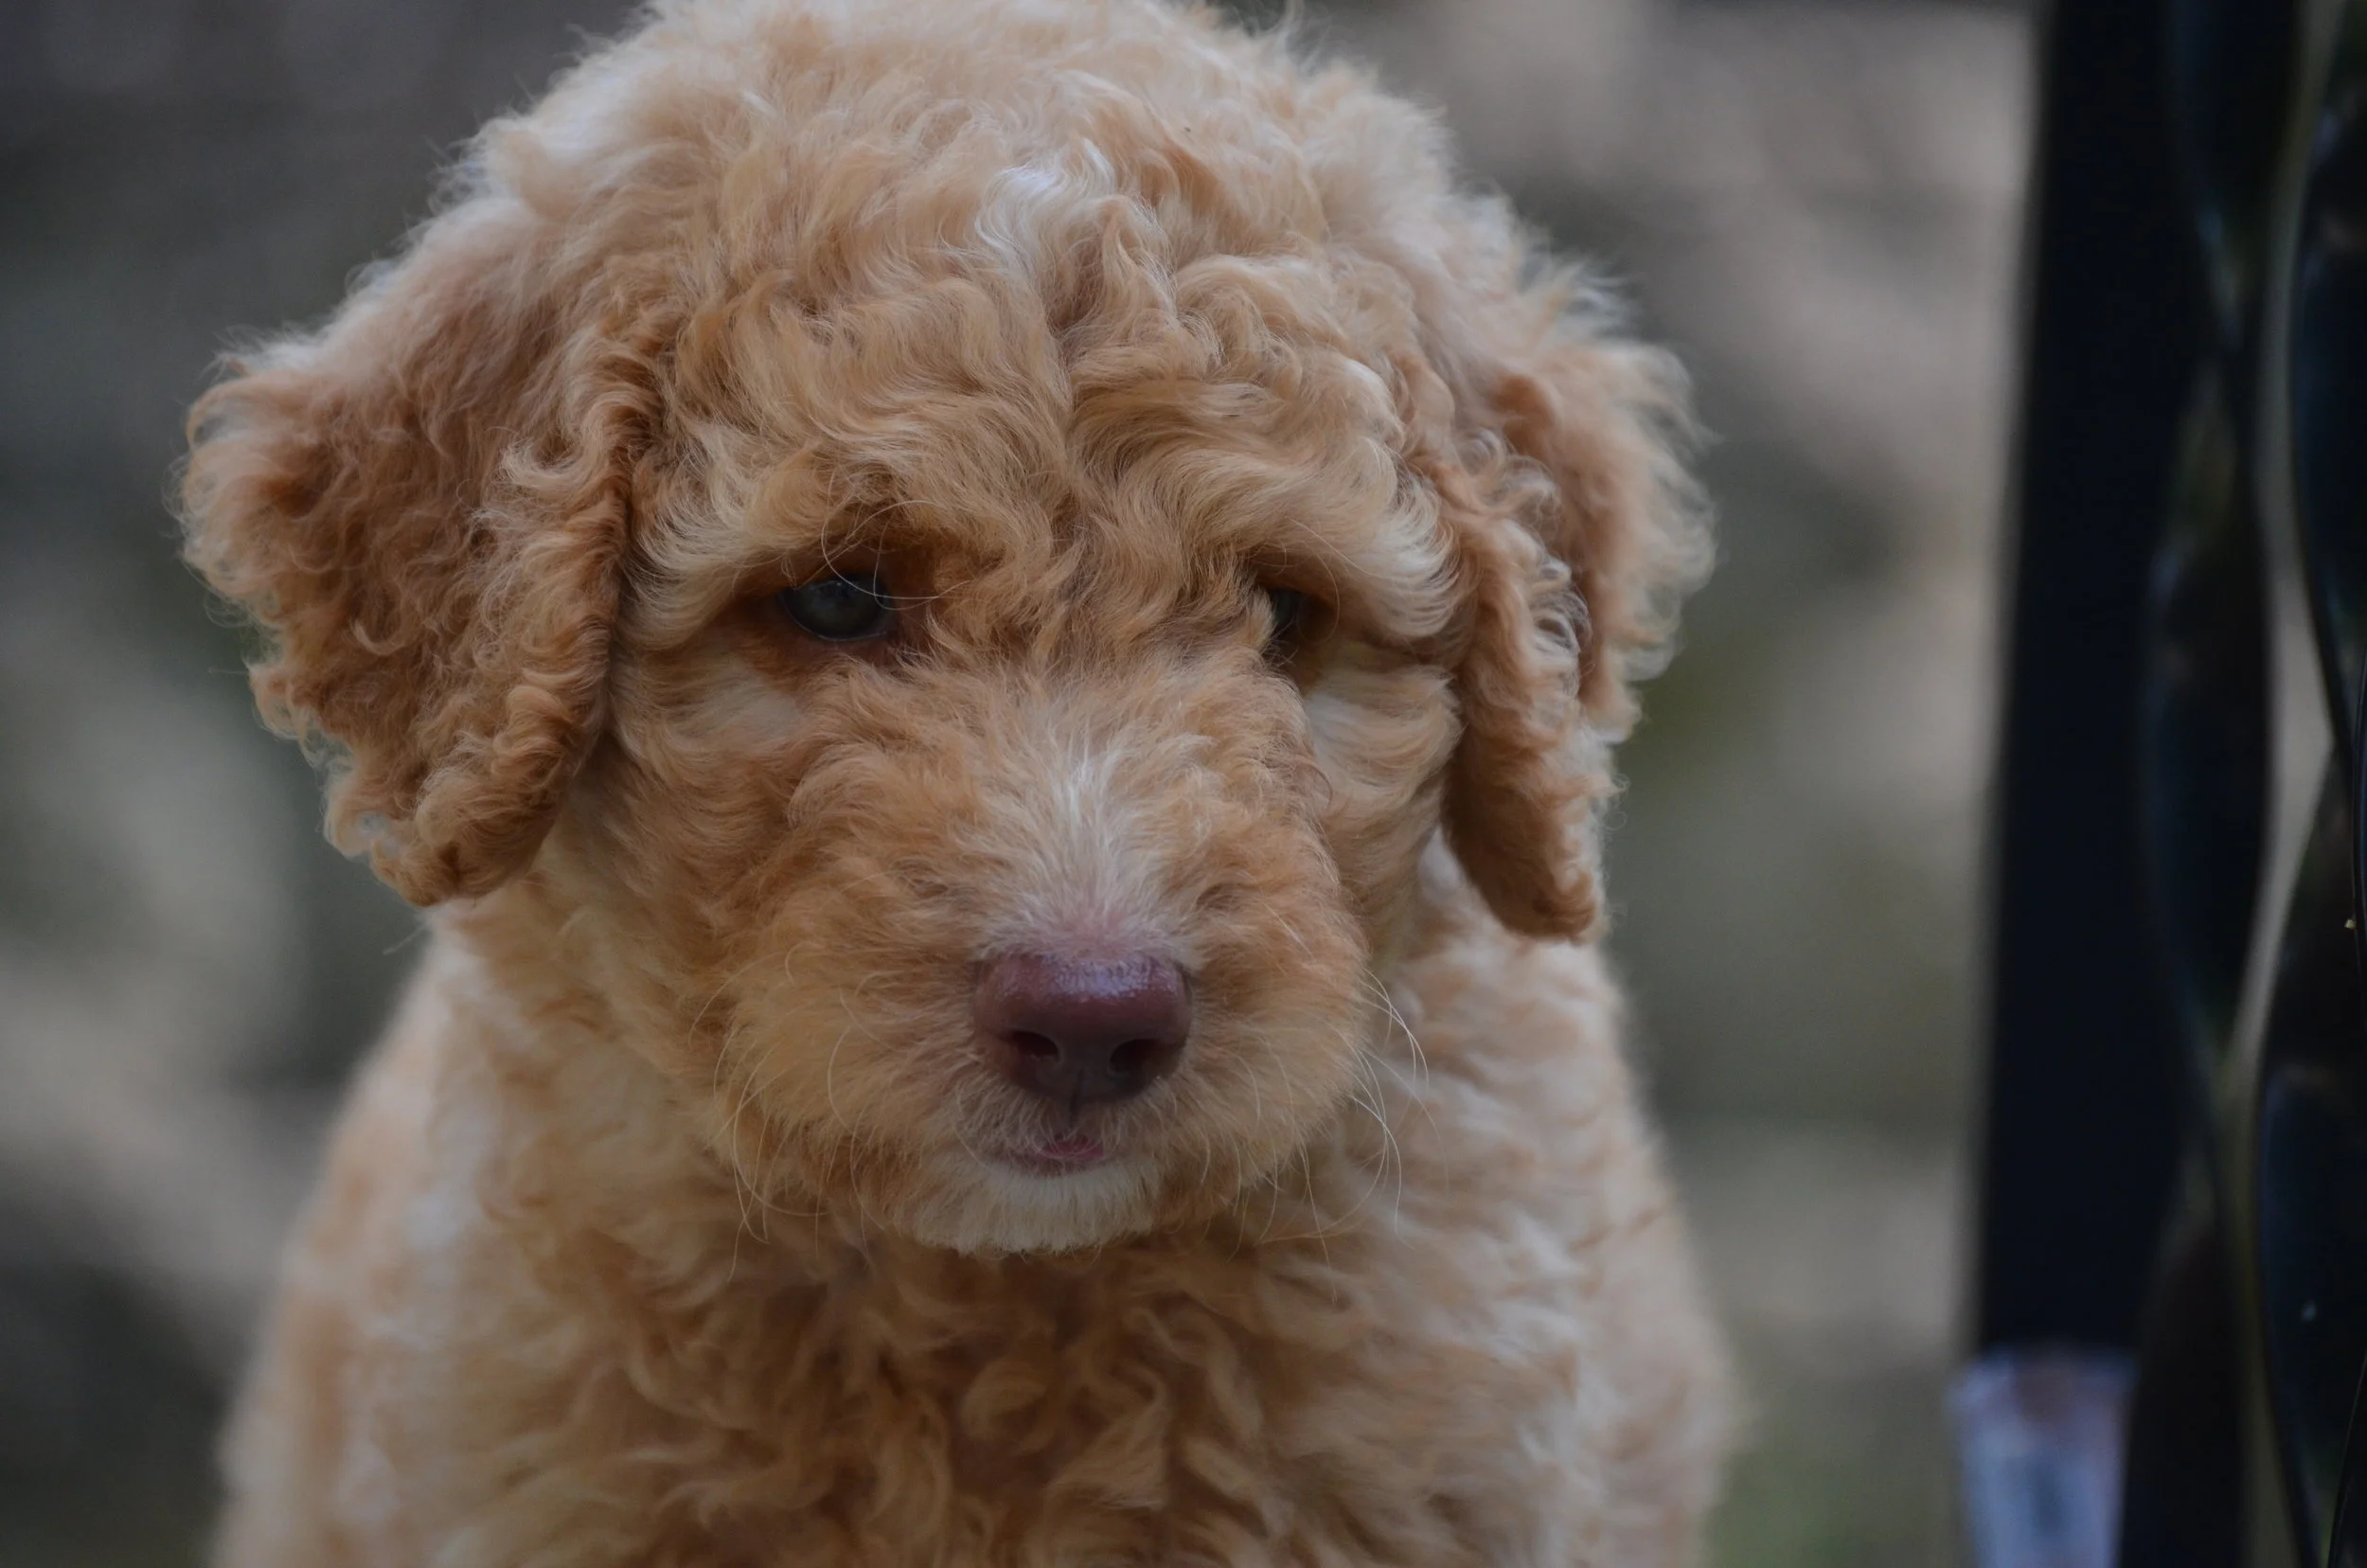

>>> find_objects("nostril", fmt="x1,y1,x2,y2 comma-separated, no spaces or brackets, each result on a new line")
1006,1030,1060,1061
1107,1038,1161,1078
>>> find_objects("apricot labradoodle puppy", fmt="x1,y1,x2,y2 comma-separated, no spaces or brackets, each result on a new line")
179,0,1732,1561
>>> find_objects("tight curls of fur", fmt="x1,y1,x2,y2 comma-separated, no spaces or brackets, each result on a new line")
181,2,1729,1564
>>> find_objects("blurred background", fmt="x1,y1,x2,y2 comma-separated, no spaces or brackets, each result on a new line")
0,0,2025,1561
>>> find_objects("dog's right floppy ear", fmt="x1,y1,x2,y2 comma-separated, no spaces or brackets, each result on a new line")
181,186,658,906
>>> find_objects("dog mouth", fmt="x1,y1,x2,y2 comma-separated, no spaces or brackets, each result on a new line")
991,1131,1113,1175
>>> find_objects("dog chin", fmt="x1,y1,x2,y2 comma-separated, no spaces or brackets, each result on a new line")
898,1150,1168,1255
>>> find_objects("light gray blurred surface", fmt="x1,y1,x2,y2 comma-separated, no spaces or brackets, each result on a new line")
0,1,2026,1561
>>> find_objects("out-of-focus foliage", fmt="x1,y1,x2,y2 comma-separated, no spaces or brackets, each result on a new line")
0,1,2026,1562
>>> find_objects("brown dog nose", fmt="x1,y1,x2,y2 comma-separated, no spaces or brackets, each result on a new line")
975,952,1190,1106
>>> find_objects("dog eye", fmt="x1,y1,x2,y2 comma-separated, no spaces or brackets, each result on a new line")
777,571,895,643
1263,586,1309,652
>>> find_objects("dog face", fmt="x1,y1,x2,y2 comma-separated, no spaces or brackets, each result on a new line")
563,261,1461,1249
180,0,1703,1252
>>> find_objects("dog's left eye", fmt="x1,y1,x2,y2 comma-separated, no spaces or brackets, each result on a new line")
1263,586,1309,652
777,571,895,643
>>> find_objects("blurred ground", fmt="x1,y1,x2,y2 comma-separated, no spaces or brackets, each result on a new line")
0,1,2027,1562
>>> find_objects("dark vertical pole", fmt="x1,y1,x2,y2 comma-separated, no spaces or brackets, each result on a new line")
1979,0,2204,1353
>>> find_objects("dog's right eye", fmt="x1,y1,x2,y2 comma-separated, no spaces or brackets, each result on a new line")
1263,587,1309,650
777,572,895,643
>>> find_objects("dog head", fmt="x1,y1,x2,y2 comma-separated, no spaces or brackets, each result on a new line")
181,0,1704,1253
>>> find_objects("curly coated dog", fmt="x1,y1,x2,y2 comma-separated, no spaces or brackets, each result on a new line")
179,1,1732,1561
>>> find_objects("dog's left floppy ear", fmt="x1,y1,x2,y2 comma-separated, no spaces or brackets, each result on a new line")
181,175,661,907
1419,275,1709,943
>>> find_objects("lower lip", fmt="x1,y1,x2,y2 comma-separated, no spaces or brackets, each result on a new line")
1001,1134,1111,1175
